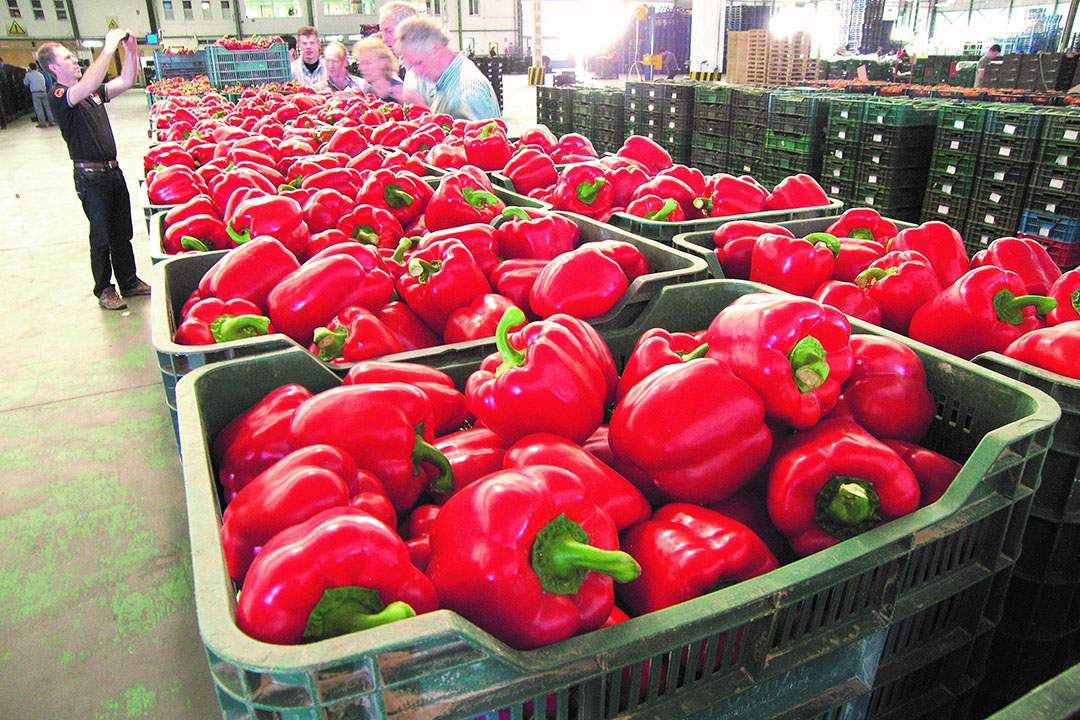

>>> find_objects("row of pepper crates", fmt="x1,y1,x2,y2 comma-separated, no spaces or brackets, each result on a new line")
152,50,207,81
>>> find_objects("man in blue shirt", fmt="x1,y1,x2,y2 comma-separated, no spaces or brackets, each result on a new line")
394,16,500,121
24,62,55,127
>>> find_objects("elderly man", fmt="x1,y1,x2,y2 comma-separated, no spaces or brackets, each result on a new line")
291,25,326,87
395,16,500,120
379,1,435,107
322,41,363,93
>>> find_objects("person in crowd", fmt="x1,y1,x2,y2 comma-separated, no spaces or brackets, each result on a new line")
24,62,55,127
394,16,501,120
323,41,364,93
351,37,404,104
379,1,436,106
36,29,150,311
281,34,298,62
975,43,1001,88
290,26,326,87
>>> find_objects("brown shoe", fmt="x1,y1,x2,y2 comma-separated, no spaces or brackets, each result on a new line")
98,287,128,311
120,279,151,298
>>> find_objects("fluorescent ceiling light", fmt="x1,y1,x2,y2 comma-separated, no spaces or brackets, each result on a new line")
81,39,104,48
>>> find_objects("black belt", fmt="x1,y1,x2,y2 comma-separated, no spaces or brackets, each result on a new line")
74,160,119,169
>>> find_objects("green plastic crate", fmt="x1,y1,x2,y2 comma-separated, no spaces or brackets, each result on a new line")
694,84,732,106
827,97,867,123
205,43,290,89
980,656,1080,719
1041,112,1080,147
1037,140,1080,171
178,278,1057,720
939,104,988,133
929,151,980,179
825,118,863,144
984,106,1048,139
764,131,820,153
862,100,941,127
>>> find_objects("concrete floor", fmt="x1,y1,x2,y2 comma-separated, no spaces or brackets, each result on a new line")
0,75,538,720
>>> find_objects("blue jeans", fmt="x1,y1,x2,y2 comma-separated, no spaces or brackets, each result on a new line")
73,166,137,297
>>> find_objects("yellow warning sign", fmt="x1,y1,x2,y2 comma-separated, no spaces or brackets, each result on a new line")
9,20,27,35
107,18,119,30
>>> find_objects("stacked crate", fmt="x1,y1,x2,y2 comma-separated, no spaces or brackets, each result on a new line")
765,32,820,86
726,30,769,85
852,99,938,223
536,85,574,136
589,89,627,155
1020,110,1080,266
472,56,505,109
820,96,866,204
690,85,732,174
760,93,828,187
727,87,770,175
921,103,987,232
625,81,695,164
571,86,593,137
965,106,1045,252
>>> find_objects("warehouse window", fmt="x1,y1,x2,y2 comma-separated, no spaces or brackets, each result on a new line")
30,0,42,20
161,0,173,19
325,0,375,14
468,0,478,15
244,0,298,18
201,0,211,18
220,0,230,18
53,0,64,19
182,0,193,19
427,0,440,14
7,0,19,17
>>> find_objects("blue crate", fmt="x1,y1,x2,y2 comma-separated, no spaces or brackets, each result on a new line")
153,49,207,80
1020,211,1080,244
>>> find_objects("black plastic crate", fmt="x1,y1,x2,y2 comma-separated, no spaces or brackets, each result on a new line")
862,100,941,127
854,164,929,191
934,127,985,155
626,110,665,129
822,178,855,202
984,108,1048,139
731,88,770,114
927,174,976,198
967,200,1024,234
853,182,925,208
1031,162,1080,192
861,143,934,170
729,139,764,161
822,155,858,181
971,178,1030,212
860,124,937,149
695,118,731,137
691,135,729,154
980,135,1040,164
730,123,767,143
768,112,828,136
979,156,1035,185
824,117,862,144
1027,188,1080,217
827,96,867,122
689,146,727,174
729,155,762,176
922,191,970,225
1038,139,1080,171
930,150,980,179
1041,113,1080,146
769,93,828,118
767,148,821,174
695,103,731,123
823,140,860,164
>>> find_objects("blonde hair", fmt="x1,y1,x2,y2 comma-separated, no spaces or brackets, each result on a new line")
395,15,450,55
352,37,400,78
36,41,65,77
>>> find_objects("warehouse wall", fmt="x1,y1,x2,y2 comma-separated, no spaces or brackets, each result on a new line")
438,0,518,55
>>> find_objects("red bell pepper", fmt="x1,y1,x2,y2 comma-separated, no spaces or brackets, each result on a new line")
608,163,651,208
832,237,886,283
908,265,1057,361
434,427,510,496
162,214,229,254
204,237,301,313
325,126,370,157
466,309,614,443
426,465,641,650
302,188,356,235
356,169,432,227
503,433,651,530
174,297,272,346
887,221,970,288
503,147,558,195
381,149,426,177
854,250,943,335
370,120,410,148
144,143,194,173
214,384,312,500
616,135,672,175
226,194,310,259
1047,269,1080,325
881,440,961,508
750,232,840,297
336,204,403,249
419,223,501,277
288,383,455,510
426,143,468,170
496,207,580,261
593,240,649,283
308,305,404,364
530,245,627,320
609,357,773,504
552,133,598,163
300,167,365,202
712,220,794,280
401,128,445,156
549,164,612,218
464,121,513,171
826,208,899,243
839,335,935,442
615,328,707,404
345,146,388,173
618,503,778,616
707,489,796,565
763,174,831,211
306,242,386,272
282,154,348,187
236,508,439,644
375,301,442,350
657,165,706,197
812,281,882,325
342,360,468,437
519,125,559,154
625,195,685,222
443,293,522,343
491,258,549,313
766,419,920,557
1003,321,1080,380
147,165,208,206
163,194,217,228
396,239,492,334
970,236,1062,295
424,171,506,231
630,175,695,216
706,293,854,430
267,254,395,345
697,174,768,217
210,167,275,216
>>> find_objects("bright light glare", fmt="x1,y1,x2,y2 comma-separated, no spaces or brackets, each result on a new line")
562,0,636,60
769,5,840,56
81,39,104,48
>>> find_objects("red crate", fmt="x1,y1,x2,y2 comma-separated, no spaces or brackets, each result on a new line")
1021,233,1080,268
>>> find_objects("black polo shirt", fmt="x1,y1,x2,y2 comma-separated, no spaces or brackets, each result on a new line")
49,83,118,162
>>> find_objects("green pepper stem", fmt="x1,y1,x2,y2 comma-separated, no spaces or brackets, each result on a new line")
788,336,830,392
644,197,680,222
462,187,499,209
225,223,251,245
407,258,441,283
848,228,877,241
479,121,498,139
494,307,528,376
352,225,378,245
853,266,896,288
210,314,271,343
825,482,872,525
993,289,1058,324
679,343,709,362
312,326,348,361
692,196,713,216
501,207,531,221
384,184,414,209
575,177,606,205
814,476,883,540
412,428,455,495
391,236,418,264
303,586,415,643
532,514,641,595
804,232,841,259
180,236,212,252
1072,288,1080,316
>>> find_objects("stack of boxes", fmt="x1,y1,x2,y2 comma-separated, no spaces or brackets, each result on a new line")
472,56,505,109
765,32,820,86
1020,111,1080,266
922,103,987,232
588,89,627,155
965,107,1045,251
690,85,732,174
851,99,938,223
820,96,866,204
624,81,695,164
535,85,574,137
727,87,770,175
841,0,886,53
760,93,828,187
726,30,769,85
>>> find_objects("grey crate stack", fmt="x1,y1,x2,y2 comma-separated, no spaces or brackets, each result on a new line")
760,93,829,188
820,96,866,205
689,85,732,174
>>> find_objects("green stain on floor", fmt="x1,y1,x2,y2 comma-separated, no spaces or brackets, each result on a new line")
111,550,194,642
